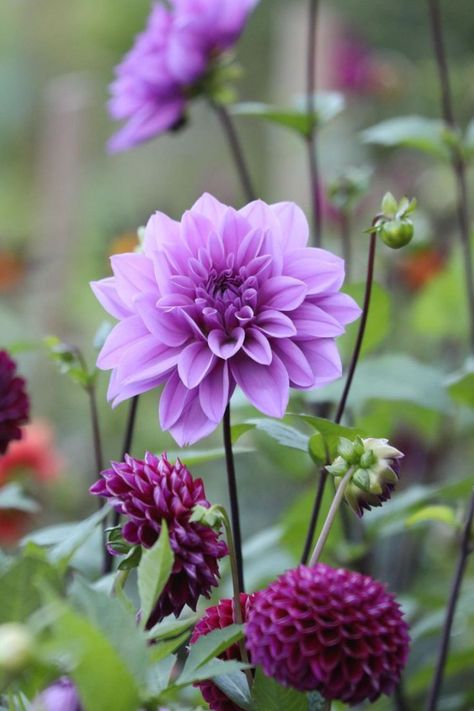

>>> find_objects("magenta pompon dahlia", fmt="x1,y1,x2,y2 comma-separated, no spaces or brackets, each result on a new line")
90,452,227,626
91,194,360,446
108,0,259,152
190,594,256,711
0,350,29,455
246,564,410,706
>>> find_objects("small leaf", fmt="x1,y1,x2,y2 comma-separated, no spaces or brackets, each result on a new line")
213,671,252,710
146,615,197,642
251,669,308,711
294,414,363,460
308,432,326,464
137,521,174,627
233,418,310,452
361,115,449,160
179,624,244,684
0,483,40,513
405,505,458,529
445,358,474,408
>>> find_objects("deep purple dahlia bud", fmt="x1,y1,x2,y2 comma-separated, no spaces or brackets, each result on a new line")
32,678,82,711
190,594,256,711
90,452,227,625
246,564,410,706
91,194,360,446
0,350,29,455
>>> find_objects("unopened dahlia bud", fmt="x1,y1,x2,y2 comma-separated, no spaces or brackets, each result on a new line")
0,623,33,672
246,564,410,706
90,452,227,626
375,193,416,249
190,594,256,711
327,437,403,517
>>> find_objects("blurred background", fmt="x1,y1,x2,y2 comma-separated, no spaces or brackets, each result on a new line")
1,1,474,708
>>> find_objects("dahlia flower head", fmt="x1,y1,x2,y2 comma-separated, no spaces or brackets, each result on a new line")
90,452,227,626
108,0,259,151
190,593,256,711
246,564,410,706
0,350,29,455
92,194,360,446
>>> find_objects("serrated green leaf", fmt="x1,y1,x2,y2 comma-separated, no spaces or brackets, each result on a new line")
137,521,174,627
213,671,252,710
308,432,326,464
147,615,197,642
145,655,177,697
294,414,363,459
251,669,308,711
179,624,244,684
0,483,39,513
178,659,250,687
405,504,458,529
361,115,449,160
48,506,111,566
0,555,63,624
236,418,310,452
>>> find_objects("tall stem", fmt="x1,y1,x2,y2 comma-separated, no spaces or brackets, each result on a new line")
427,0,474,352
306,0,322,246
87,383,104,481
309,467,354,566
213,103,256,202
301,230,377,563
426,489,474,710
222,405,245,593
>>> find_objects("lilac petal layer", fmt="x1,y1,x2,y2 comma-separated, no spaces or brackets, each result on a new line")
232,354,289,417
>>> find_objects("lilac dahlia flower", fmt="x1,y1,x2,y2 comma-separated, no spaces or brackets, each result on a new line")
92,194,360,446
90,452,227,625
108,0,259,152
0,350,29,455
246,564,410,706
33,678,82,711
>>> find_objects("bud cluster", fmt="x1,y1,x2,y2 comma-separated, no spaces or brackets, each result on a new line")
327,436,403,517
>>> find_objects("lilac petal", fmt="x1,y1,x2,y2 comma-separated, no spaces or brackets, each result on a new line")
236,228,265,268
242,327,272,365
219,208,253,256
239,200,281,236
293,303,345,339
314,292,362,326
111,253,158,307
256,310,297,338
299,339,343,386
120,340,180,385
199,360,231,422
108,369,164,407
208,328,245,359
178,342,216,388
284,248,345,295
231,354,289,417
135,295,189,347
169,393,219,447
272,339,315,388
181,210,215,255
191,193,228,224
259,277,307,311
143,211,180,255
90,278,131,319
107,99,185,153
270,202,309,249
97,317,148,370
159,371,191,430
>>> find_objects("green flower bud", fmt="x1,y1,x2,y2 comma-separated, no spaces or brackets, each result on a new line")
0,624,33,672
190,504,224,531
379,218,414,249
381,192,398,218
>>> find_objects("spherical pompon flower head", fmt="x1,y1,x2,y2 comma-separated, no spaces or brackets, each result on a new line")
92,194,360,446
190,594,256,711
246,564,410,706
108,0,259,152
90,452,227,625
0,350,29,455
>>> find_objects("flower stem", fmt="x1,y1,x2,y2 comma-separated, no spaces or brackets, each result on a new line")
309,467,354,566
222,405,245,593
426,0,474,353
301,229,378,564
426,488,474,711
213,102,256,202
86,382,104,483
305,0,322,246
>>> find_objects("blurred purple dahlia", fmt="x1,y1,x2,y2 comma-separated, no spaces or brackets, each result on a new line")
32,678,82,711
92,194,360,446
190,593,256,711
0,350,29,455
90,452,227,625
108,0,259,152
246,564,410,706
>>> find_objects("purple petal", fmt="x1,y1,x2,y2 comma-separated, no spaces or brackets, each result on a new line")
231,354,289,417
97,317,148,370
314,292,362,326
178,342,216,388
191,193,228,223
242,327,272,365
272,339,315,388
111,253,157,307
208,328,245,359
256,310,297,338
270,202,309,249
119,340,180,385
90,277,131,319
199,361,231,422
159,371,191,430
107,99,185,153
292,303,345,339
168,391,218,447
181,210,215,255
143,211,180,255
219,208,253,256
259,277,307,311
299,339,343,386
135,295,190,347
284,248,345,295
239,200,280,236
108,369,164,407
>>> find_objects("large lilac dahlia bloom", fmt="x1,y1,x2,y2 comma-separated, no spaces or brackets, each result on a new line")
246,564,410,706
108,0,259,152
92,194,360,446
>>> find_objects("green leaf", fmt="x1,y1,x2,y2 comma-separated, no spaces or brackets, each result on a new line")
405,504,458,529
231,92,344,138
147,615,197,642
294,415,363,460
251,669,308,711
0,555,63,624
0,483,39,513
308,432,326,464
361,115,450,160
137,521,174,627
165,446,252,466
180,658,251,687
179,624,244,684
234,418,310,452
145,655,177,698
48,506,110,566
150,630,192,663
213,671,252,710
446,358,474,407
339,282,391,360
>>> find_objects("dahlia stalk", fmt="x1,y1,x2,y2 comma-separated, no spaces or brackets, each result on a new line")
305,0,323,245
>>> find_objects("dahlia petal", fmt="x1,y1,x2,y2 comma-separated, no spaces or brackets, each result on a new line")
256,310,297,338
271,201,309,249
90,278,131,319
284,248,345,295
135,294,190,346
199,361,231,423
181,210,215,254
259,276,307,311
159,371,191,430
299,339,343,386
219,208,253,256
293,303,345,339
110,253,158,307
97,317,148,370
169,391,218,447
231,354,289,417
107,99,185,153
242,327,272,365
120,340,180,385
272,339,315,388
235,227,265,267
208,328,245,360
178,342,216,388
143,211,181,254
239,199,281,236
314,292,362,326
192,193,229,223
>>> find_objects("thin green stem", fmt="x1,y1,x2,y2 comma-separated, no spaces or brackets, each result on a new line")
309,467,354,566
223,405,245,593
306,0,322,245
212,102,256,202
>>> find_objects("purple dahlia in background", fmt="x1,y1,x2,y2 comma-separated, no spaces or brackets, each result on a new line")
32,678,82,711
108,0,259,152
91,194,360,446
246,564,410,706
190,593,256,711
0,350,29,455
90,452,227,625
